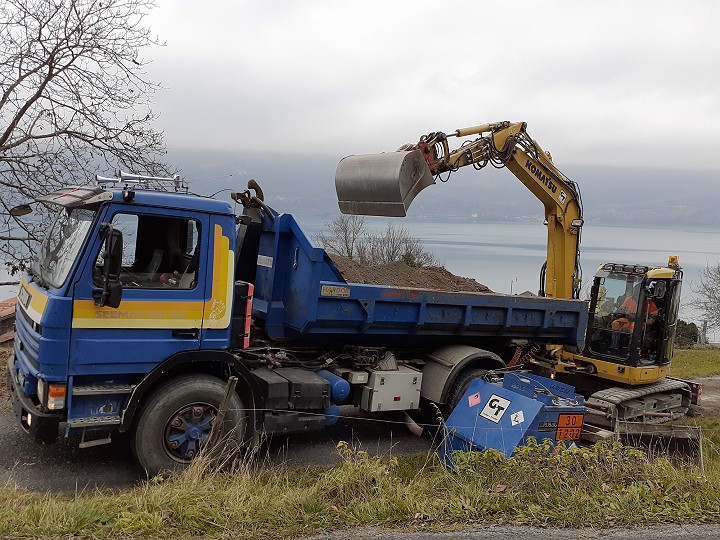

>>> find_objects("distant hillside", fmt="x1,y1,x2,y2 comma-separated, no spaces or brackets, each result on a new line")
169,148,720,228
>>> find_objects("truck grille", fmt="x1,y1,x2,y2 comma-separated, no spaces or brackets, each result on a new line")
13,305,40,370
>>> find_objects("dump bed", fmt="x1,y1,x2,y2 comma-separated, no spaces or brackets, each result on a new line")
251,212,588,348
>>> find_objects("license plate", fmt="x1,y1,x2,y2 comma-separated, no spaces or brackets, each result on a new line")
18,284,31,309
556,413,583,441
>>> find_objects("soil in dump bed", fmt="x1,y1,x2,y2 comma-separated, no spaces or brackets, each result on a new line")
330,255,492,293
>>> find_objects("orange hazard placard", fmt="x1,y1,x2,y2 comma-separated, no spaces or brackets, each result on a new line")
555,414,583,441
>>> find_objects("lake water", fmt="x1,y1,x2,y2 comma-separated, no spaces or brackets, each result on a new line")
3,217,719,335
298,216,720,334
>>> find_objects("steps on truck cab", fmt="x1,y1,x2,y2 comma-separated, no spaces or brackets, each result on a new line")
67,415,121,427
67,383,134,432
72,383,134,396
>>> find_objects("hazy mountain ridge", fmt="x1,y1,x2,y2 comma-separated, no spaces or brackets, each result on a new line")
170,148,720,228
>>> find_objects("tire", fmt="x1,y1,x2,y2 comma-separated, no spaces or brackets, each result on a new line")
442,367,488,418
132,374,247,475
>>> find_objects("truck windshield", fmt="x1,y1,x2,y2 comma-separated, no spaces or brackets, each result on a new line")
32,208,96,288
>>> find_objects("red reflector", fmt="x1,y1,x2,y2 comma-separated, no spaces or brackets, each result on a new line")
243,283,254,350
393,396,401,401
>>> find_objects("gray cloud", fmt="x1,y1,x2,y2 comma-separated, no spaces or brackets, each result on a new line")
145,1,720,169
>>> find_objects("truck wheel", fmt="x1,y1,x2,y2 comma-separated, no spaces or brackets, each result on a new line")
132,374,246,475
443,368,488,417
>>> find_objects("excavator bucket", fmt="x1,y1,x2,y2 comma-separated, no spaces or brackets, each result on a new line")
335,150,435,217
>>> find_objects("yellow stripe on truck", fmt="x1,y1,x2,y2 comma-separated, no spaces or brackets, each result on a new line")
72,300,204,329
18,276,49,325
204,224,234,329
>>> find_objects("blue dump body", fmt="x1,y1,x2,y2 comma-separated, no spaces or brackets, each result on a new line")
251,212,589,348
441,372,586,465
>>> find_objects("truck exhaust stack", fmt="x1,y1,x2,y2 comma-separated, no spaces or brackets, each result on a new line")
335,150,435,217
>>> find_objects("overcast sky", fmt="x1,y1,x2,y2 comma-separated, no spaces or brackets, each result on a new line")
144,0,720,170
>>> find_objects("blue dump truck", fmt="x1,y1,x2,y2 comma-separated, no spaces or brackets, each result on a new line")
7,177,588,473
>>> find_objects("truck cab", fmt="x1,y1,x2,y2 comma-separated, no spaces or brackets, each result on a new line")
8,184,240,446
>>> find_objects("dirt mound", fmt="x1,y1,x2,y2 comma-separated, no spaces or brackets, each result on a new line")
330,255,491,293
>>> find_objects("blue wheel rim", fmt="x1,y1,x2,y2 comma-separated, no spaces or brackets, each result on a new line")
163,402,216,462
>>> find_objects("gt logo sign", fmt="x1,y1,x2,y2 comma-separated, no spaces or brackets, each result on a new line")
480,394,511,424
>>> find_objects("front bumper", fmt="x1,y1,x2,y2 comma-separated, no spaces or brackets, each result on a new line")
6,353,60,443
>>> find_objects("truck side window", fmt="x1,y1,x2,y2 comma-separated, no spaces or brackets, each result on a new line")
93,213,200,289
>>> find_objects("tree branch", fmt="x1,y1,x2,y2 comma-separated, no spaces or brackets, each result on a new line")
0,0,170,269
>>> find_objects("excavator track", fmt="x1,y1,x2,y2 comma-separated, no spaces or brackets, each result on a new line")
585,378,692,428
583,379,704,466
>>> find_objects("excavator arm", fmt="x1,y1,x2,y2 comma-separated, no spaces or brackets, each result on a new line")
336,122,699,439
335,121,584,299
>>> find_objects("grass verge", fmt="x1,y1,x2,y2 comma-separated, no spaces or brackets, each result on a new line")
1,440,719,539
2,345,719,537
670,349,720,380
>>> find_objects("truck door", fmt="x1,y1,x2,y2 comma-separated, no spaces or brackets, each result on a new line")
197,216,235,350
69,206,210,383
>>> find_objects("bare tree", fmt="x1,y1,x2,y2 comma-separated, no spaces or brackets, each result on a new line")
315,215,368,260
0,0,171,275
316,216,437,268
365,222,438,267
693,262,720,330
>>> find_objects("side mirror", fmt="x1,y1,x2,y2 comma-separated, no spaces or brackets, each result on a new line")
10,204,33,217
93,224,123,308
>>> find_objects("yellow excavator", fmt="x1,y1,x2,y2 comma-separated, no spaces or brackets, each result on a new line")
335,121,700,428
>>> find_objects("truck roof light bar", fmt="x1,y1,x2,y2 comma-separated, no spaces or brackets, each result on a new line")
602,263,650,274
96,171,188,192
96,175,137,186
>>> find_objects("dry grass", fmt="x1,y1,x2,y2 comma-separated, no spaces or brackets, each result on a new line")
2,345,720,537
1,440,720,539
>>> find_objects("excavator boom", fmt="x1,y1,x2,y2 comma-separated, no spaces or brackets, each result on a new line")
336,121,584,299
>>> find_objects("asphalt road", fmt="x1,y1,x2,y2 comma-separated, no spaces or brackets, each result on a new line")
302,524,720,540
0,407,435,492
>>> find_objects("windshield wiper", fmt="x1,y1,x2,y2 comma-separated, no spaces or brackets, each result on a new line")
30,257,48,289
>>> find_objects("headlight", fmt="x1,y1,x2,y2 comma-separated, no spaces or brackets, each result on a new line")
47,384,67,411
37,377,47,405
37,378,67,410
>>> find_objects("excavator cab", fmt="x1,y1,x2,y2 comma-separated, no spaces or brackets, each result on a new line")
585,260,682,368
